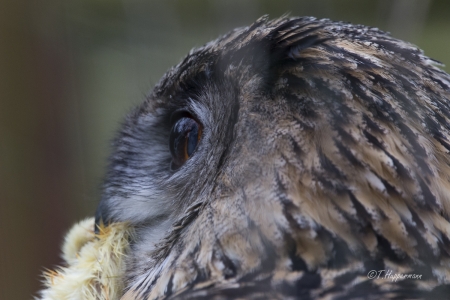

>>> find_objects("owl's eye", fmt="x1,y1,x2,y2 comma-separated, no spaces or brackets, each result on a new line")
169,116,202,170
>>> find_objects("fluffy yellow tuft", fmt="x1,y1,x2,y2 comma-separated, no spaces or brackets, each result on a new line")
37,218,133,300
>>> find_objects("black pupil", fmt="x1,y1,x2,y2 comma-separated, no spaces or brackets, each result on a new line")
170,117,199,169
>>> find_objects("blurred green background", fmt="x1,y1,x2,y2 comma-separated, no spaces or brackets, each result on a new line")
0,0,449,299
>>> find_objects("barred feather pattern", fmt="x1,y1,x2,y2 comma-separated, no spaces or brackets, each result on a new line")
95,16,450,299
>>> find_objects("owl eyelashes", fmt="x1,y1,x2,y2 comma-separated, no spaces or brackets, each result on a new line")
169,114,203,170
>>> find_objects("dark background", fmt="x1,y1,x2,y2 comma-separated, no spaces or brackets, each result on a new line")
1,0,449,299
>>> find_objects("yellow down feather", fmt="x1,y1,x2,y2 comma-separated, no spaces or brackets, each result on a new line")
37,218,133,300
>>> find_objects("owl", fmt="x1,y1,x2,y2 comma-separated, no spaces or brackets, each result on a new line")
40,16,450,299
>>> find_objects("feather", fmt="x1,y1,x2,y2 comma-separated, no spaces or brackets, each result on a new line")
37,219,134,300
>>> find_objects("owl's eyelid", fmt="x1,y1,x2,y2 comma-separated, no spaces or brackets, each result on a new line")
169,109,187,125
170,109,202,128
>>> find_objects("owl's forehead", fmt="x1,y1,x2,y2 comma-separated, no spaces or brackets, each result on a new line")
148,19,279,104
151,47,235,100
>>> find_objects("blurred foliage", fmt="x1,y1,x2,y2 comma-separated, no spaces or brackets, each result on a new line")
0,0,449,299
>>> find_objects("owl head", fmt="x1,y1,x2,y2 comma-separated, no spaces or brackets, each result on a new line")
94,16,450,299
